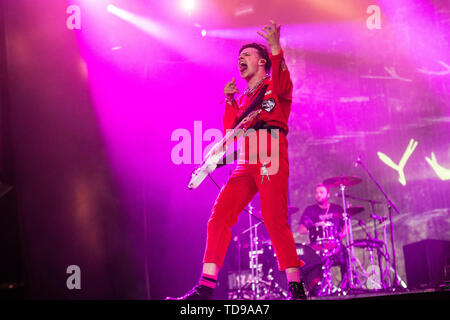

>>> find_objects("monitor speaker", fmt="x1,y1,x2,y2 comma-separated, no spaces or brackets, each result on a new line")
403,239,450,289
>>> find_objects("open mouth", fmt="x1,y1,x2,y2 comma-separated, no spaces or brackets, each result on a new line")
239,62,248,73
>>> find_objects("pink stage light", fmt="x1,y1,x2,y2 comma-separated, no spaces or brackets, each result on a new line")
105,4,227,65
180,0,196,13
106,4,169,39
204,22,360,53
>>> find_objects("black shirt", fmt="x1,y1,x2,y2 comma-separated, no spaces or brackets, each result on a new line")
299,203,345,233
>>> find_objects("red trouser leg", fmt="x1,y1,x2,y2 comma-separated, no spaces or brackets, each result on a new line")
257,154,303,271
202,165,258,268
203,132,303,271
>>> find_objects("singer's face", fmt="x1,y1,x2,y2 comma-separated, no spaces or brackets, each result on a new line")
238,48,261,79
315,186,329,204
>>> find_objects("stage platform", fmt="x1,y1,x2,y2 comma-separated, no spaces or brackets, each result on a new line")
310,288,449,300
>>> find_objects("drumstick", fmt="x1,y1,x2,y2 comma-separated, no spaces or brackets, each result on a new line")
304,216,314,228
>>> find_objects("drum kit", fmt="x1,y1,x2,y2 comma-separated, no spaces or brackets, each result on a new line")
228,174,401,300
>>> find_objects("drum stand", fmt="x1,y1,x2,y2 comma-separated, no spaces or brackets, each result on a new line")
344,194,393,291
369,200,388,289
337,182,391,294
357,220,385,290
228,203,262,299
338,183,358,293
230,203,287,300
315,248,343,296
230,204,264,299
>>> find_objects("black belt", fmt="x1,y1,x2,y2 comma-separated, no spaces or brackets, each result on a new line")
251,121,288,137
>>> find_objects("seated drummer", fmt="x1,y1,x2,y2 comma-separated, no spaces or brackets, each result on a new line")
298,183,346,247
298,183,349,295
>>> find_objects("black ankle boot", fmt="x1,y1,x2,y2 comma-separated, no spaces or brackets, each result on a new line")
287,281,307,300
165,284,214,300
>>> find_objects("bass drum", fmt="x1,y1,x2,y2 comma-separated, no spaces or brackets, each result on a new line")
262,243,323,295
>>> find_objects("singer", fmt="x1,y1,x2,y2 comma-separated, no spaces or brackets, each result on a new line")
166,21,307,300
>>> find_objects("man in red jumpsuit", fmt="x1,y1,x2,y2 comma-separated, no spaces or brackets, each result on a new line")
167,21,306,300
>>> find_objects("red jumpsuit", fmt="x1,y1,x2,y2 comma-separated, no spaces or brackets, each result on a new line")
203,50,304,271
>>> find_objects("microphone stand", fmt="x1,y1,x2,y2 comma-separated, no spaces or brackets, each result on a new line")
369,202,388,290
356,157,403,291
338,192,389,288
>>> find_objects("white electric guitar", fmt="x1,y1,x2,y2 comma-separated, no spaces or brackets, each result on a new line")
188,109,262,189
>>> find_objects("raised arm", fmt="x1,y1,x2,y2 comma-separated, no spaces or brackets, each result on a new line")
257,20,293,100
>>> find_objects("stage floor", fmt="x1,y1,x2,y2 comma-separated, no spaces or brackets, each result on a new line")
310,288,449,300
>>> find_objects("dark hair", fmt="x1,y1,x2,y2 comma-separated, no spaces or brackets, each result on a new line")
316,183,330,195
239,43,271,74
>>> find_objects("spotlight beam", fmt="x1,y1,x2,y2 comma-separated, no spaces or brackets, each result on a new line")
106,4,227,65
107,5,169,39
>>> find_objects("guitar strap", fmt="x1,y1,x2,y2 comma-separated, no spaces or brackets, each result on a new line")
232,84,269,129
215,84,269,169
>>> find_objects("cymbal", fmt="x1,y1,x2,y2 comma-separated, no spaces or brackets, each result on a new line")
323,176,362,187
347,206,364,215
333,206,364,218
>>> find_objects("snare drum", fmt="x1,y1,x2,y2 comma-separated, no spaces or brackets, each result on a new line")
309,221,339,251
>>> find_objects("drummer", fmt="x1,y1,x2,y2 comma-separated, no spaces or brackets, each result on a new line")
298,183,346,251
298,183,349,295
